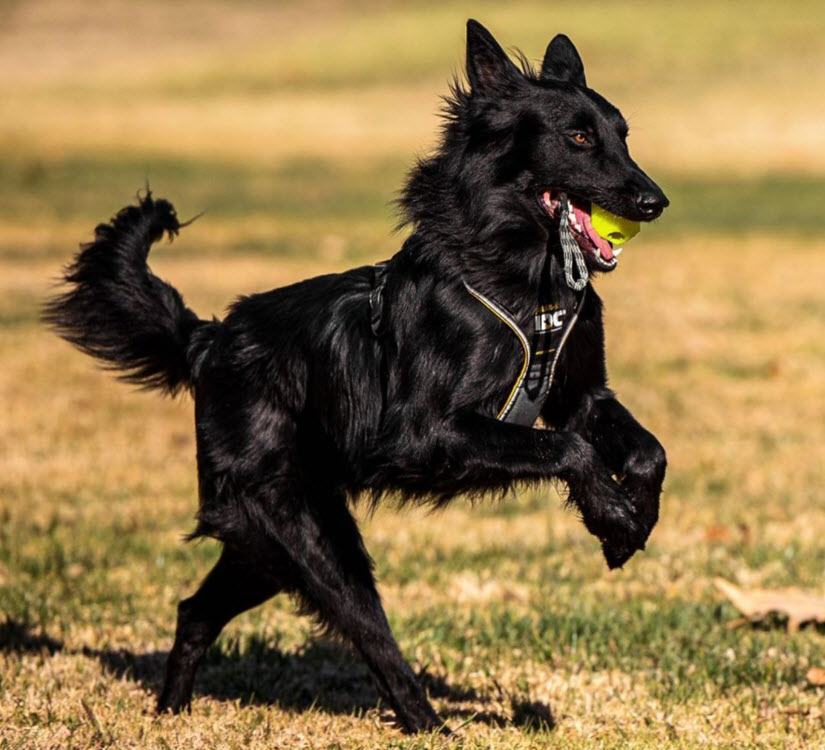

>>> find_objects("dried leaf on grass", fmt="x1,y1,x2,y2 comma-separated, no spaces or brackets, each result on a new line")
704,523,751,544
806,667,825,686
714,577,825,633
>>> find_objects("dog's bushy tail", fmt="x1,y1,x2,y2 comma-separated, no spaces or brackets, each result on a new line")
43,192,214,395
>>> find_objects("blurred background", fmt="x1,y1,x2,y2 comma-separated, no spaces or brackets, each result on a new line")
1,1,824,748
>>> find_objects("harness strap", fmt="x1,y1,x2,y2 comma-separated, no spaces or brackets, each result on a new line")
464,281,587,426
369,260,587,428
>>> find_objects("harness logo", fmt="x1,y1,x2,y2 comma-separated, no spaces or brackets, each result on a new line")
535,308,567,332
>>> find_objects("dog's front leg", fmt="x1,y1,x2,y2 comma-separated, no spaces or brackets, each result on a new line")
440,412,643,567
566,388,666,549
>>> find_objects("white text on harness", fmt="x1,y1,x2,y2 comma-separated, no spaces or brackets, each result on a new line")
535,309,566,332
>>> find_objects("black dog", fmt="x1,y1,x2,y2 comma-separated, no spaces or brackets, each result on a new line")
44,20,668,733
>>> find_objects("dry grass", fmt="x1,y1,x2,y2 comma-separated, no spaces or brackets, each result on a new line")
2,235,825,748
2,0,825,173
2,1,825,748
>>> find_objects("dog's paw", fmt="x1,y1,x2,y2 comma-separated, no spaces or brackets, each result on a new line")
593,488,646,569
621,474,661,540
620,441,666,539
566,450,647,568
601,531,641,569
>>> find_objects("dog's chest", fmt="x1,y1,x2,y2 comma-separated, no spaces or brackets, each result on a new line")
464,279,587,427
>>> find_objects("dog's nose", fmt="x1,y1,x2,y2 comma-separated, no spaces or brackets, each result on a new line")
635,191,669,220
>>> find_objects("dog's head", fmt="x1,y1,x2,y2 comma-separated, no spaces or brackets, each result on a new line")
459,20,669,272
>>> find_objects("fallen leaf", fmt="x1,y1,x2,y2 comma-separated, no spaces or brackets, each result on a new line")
704,525,734,543
714,578,825,633
703,524,751,544
806,668,825,686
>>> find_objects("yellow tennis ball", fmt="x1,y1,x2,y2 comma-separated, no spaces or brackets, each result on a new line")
590,204,641,247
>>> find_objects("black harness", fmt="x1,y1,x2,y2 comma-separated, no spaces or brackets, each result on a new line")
369,259,586,428
463,280,586,426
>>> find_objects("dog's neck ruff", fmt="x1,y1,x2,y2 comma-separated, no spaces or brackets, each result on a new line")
463,278,587,427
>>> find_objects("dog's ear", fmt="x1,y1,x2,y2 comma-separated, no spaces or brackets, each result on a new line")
541,34,586,87
466,19,523,97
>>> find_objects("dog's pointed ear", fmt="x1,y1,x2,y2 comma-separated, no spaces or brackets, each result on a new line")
466,19,522,96
541,34,586,87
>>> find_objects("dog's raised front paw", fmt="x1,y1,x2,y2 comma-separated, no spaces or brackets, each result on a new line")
594,489,646,569
566,447,647,568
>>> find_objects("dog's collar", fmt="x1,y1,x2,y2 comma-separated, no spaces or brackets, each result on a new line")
463,280,587,427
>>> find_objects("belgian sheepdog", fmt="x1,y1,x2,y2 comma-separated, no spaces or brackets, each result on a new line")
45,20,669,733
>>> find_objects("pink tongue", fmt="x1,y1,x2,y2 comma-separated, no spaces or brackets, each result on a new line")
571,204,614,261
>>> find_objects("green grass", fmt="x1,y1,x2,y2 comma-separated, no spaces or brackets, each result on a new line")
658,174,825,236
4,504,824,727
400,603,820,699
4,507,824,701
0,156,401,226
3,155,825,262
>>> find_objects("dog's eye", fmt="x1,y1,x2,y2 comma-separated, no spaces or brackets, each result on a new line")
570,132,590,146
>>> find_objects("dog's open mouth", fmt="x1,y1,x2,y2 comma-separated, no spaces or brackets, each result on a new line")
540,190,618,272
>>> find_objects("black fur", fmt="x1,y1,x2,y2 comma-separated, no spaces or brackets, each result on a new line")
44,20,669,733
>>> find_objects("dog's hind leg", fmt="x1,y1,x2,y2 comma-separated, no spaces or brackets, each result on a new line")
269,488,447,734
157,544,282,713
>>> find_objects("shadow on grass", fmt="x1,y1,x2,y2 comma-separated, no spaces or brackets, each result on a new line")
0,618,64,654
0,618,554,731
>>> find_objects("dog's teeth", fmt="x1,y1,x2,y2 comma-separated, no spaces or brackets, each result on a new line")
613,247,623,256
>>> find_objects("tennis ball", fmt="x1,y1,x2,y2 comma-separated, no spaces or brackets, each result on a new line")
590,204,641,247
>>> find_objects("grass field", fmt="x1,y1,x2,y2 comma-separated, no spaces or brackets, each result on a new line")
2,1,825,748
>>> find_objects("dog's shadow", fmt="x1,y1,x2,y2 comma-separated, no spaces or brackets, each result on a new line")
0,618,553,731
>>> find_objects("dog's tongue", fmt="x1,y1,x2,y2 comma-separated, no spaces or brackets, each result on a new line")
572,204,614,261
